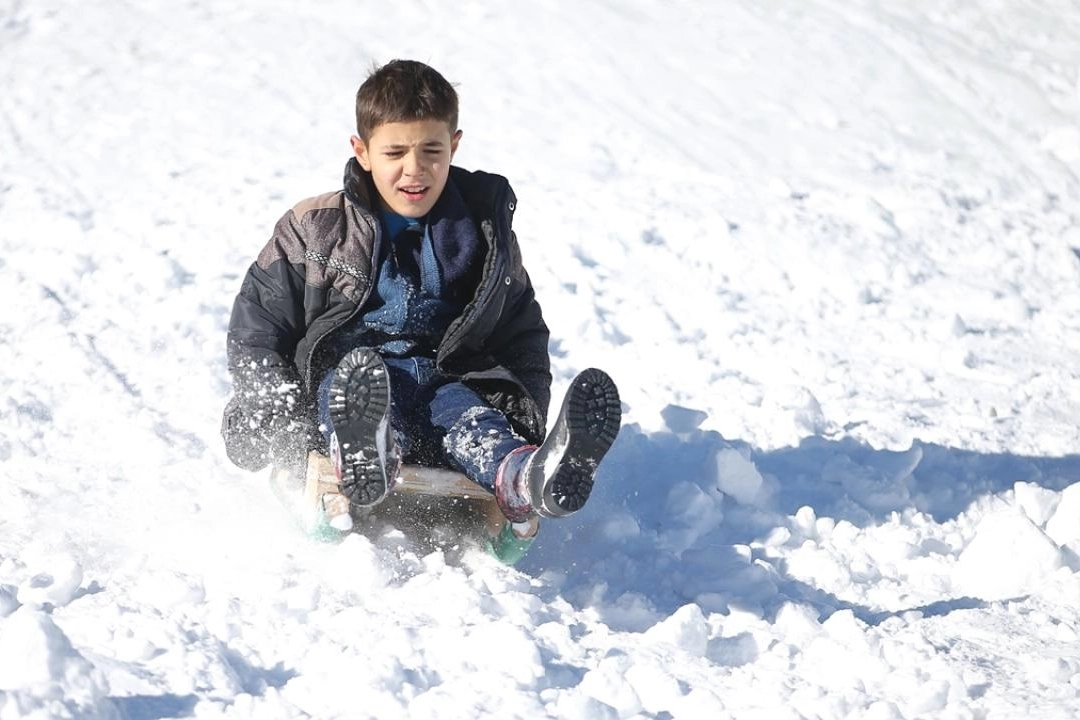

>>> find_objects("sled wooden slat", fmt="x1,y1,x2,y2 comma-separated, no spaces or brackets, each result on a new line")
304,453,352,528
396,465,492,498
301,452,490,499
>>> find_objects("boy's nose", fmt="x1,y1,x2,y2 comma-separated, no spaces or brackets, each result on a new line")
403,151,422,176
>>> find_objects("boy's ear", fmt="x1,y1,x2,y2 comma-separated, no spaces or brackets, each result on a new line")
350,135,371,171
450,129,463,159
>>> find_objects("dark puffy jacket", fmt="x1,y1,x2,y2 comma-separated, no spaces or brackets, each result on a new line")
221,159,552,472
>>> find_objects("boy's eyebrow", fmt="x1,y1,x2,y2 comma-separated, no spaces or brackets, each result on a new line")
381,139,446,149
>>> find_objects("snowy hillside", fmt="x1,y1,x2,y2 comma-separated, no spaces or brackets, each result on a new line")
2,0,1080,717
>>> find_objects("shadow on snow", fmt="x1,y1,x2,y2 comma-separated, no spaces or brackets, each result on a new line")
518,419,1080,627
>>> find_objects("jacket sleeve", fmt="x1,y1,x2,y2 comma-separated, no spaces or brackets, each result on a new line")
221,213,313,471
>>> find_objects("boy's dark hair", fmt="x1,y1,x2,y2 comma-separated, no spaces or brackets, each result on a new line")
355,60,459,141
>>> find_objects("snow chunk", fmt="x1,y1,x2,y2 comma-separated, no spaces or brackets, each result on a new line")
462,622,544,686
763,384,828,440
773,602,822,645
600,592,659,632
16,554,83,609
322,535,392,594
706,631,761,668
0,608,115,719
792,506,818,537
1028,656,1077,685
643,604,709,657
1013,481,1061,528
660,404,708,434
0,585,18,618
954,509,1062,600
550,690,621,720
623,661,686,716
660,481,722,554
822,609,872,650
715,447,769,507
578,654,643,718
1045,482,1080,551
905,679,952,717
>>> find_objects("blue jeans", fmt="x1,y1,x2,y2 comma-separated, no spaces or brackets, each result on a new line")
317,356,526,492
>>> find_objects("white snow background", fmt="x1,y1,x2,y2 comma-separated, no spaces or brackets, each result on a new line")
2,0,1080,718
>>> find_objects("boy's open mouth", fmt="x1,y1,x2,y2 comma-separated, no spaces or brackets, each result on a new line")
399,185,429,201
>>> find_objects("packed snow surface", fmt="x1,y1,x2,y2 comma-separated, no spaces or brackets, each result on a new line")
3,0,1080,718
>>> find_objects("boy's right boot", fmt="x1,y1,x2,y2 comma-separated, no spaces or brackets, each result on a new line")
495,368,621,521
327,348,399,508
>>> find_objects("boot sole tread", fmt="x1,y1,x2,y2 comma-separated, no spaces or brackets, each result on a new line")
328,349,391,507
540,368,621,516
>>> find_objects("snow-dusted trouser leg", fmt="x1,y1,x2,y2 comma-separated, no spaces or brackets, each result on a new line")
430,381,528,494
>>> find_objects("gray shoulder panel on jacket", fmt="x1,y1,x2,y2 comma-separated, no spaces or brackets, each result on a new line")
255,190,375,305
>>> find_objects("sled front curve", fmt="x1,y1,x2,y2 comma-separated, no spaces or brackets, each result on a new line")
269,451,538,565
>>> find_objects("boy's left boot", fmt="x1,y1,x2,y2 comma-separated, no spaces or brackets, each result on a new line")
327,348,400,508
495,368,621,521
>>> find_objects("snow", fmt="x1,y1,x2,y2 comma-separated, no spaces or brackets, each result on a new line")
2,0,1080,717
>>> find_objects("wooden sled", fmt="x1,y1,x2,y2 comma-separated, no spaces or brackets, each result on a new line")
270,452,539,565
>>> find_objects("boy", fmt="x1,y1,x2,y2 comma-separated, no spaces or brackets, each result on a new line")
221,59,621,527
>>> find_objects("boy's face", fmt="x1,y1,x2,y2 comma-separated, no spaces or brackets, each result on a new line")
351,119,462,218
